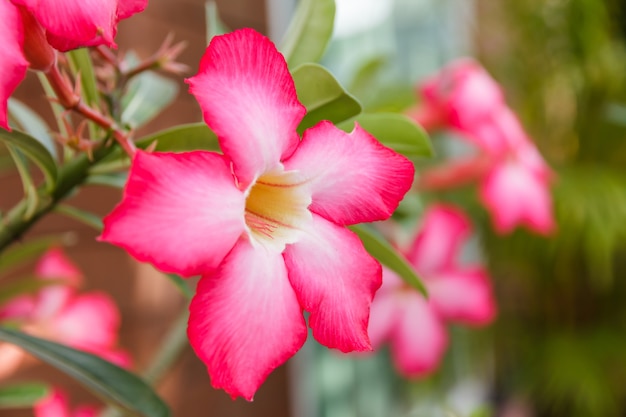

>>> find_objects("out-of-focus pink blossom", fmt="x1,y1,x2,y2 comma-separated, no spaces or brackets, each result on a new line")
412,59,555,235
34,387,99,417
0,0,148,129
368,205,496,377
0,248,130,370
100,28,415,400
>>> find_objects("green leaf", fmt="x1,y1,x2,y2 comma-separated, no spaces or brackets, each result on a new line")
0,383,49,409
0,328,171,417
165,274,193,300
121,71,178,129
6,144,39,219
135,122,219,152
338,113,433,158
67,48,99,107
86,173,128,188
55,205,103,231
292,64,362,133
280,0,335,68
8,98,57,160
205,1,229,45
0,129,58,192
350,224,427,297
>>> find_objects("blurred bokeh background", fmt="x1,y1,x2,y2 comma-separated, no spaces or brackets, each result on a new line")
3,0,626,416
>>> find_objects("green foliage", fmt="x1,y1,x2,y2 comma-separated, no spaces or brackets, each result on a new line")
350,224,427,297
67,48,100,107
0,383,49,409
280,0,335,68
292,64,362,133
338,113,433,159
8,98,57,160
0,129,58,192
121,71,178,129
0,328,171,417
135,122,219,152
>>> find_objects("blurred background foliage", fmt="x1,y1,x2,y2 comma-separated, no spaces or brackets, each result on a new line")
294,0,626,416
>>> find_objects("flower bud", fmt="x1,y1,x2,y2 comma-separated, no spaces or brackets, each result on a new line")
18,6,55,72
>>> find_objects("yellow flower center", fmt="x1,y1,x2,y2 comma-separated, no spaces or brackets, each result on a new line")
244,166,311,252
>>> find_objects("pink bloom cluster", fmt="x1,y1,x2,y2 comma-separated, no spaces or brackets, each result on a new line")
101,28,415,400
369,205,496,377
411,59,555,235
0,248,130,372
35,387,98,417
0,0,147,129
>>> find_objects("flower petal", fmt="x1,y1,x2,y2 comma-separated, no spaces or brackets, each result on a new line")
367,270,404,349
35,388,70,417
51,292,120,351
480,161,555,235
283,214,381,352
100,150,246,277
13,0,120,50
389,290,448,378
188,239,307,401
283,121,414,225
428,268,496,325
406,204,472,275
116,0,148,20
186,29,305,188
0,1,28,130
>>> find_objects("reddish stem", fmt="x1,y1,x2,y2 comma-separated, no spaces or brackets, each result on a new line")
45,62,136,157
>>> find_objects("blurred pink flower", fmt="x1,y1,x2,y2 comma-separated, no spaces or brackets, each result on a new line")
100,28,415,400
34,387,99,417
368,205,496,377
0,0,148,129
0,248,130,369
412,59,555,235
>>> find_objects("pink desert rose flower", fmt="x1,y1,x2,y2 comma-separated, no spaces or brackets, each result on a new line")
100,28,415,400
0,248,130,369
412,59,555,235
0,0,148,129
368,205,496,377
35,387,99,417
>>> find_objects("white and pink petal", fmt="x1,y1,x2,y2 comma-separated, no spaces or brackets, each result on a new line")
283,214,381,352
283,121,414,225
186,29,305,188
100,150,246,277
188,239,307,400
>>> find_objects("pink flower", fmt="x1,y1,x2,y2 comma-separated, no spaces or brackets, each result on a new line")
0,0,148,129
368,205,496,377
0,248,130,368
100,28,415,400
413,59,555,235
34,387,99,417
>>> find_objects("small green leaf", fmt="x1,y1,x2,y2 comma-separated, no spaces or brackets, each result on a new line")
135,122,219,152
0,383,49,409
0,129,58,192
67,49,99,107
55,205,103,231
0,328,171,417
121,71,178,129
350,224,427,297
205,1,229,45
280,0,335,68
86,173,128,188
6,144,39,219
339,113,433,158
165,274,193,300
292,64,362,133
8,98,57,160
